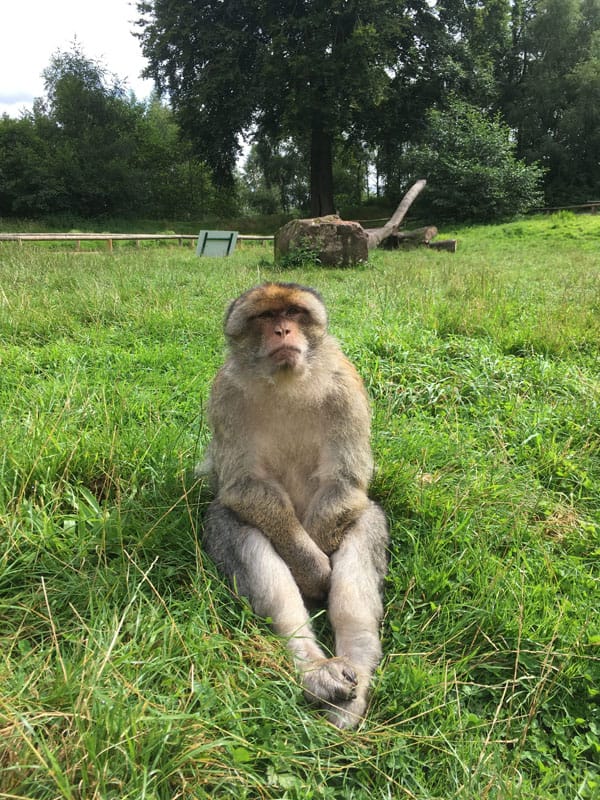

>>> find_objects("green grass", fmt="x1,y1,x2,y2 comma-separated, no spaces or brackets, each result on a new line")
0,213,599,799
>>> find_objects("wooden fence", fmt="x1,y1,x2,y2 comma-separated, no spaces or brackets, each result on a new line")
0,232,273,252
532,201,600,214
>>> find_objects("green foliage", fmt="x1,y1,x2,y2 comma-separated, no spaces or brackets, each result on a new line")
0,113,67,215
0,216,599,797
505,0,600,203
5,2,600,220
38,46,142,216
277,240,323,269
240,137,373,216
401,99,544,221
240,138,309,215
0,44,219,220
136,0,438,212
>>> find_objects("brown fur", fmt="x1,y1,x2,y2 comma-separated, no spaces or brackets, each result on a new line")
201,283,388,728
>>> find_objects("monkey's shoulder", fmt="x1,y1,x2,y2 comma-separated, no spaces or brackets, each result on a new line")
331,353,368,391
209,344,368,420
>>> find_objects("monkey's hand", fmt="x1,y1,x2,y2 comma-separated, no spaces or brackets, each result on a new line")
304,484,370,555
284,538,331,601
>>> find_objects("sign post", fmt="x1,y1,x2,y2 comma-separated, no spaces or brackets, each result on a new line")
196,230,238,256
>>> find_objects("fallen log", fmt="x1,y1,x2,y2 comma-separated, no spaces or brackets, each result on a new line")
380,225,439,248
273,179,456,267
364,179,427,249
429,239,458,253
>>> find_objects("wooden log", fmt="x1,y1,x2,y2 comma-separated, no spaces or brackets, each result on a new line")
380,225,438,249
364,179,427,249
428,239,458,253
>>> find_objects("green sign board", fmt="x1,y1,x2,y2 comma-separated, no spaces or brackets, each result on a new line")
196,230,238,256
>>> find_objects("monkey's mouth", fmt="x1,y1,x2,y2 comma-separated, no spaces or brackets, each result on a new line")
269,345,302,365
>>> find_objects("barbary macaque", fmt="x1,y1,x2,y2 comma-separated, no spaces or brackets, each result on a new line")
201,282,388,729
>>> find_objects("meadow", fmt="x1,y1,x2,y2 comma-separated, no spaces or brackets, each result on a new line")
0,212,598,799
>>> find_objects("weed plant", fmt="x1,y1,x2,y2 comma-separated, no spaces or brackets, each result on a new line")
0,214,598,798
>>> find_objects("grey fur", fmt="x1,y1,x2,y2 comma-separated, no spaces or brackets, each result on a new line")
201,283,389,729
203,499,388,729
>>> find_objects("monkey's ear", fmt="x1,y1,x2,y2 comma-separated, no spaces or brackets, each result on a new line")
224,295,252,338
224,297,241,335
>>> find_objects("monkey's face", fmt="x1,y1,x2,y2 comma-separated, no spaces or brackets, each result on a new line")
254,305,309,370
224,283,328,376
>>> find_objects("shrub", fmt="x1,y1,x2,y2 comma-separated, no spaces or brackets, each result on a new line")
400,99,545,222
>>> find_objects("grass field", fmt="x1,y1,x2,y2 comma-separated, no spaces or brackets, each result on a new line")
0,212,599,798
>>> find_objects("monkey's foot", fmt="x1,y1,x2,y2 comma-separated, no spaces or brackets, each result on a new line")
324,694,369,730
301,657,358,706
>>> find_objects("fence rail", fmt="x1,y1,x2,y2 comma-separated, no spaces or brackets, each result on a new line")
532,201,600,214
0,232,274,251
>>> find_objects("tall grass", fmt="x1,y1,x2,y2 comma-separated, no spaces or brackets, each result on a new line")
0,214,598,798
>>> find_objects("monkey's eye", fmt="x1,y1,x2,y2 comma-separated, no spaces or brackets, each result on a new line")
257,310,277,319
284,306,304,317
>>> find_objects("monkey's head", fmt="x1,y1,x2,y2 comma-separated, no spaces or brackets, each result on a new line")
224,282,328,375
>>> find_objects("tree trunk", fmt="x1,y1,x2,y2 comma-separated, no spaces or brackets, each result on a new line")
365,179,427,249
310,125,335,217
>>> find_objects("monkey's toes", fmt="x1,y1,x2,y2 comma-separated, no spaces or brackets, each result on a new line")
325,695,368,730
302,657,358,705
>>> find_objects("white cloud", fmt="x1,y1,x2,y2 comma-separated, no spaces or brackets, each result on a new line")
0,0,154,117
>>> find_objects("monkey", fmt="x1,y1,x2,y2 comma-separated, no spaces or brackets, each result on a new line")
201,282,388,729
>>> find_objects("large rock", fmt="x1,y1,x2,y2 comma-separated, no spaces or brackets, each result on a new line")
274,215,369,267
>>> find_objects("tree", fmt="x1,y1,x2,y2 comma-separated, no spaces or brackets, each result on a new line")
364,0,515,201
39,44,143,216
0,44,219,220
241,138,309,215
557,33,600,199
135,0,435,215
503,0,600,202
0,113,66,216
135,96,216,219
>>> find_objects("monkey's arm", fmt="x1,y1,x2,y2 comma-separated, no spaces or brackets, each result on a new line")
217,474,331,600
303,480,370,555
206,375,328,591
304,371,374,554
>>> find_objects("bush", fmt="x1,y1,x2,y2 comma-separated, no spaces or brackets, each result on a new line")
400,99,545,222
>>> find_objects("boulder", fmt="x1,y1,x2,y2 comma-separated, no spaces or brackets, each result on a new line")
274,215,369,267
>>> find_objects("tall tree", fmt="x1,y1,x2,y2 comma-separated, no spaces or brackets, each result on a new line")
136,0,433,215
0,44,219,220
0,113,65,215
504,0,600,201
41,44,141,216
557,30,600,199
242,138,309,214
365,0,514,199
435,0,513,106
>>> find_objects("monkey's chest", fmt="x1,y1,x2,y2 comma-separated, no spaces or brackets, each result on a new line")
256,418,324,518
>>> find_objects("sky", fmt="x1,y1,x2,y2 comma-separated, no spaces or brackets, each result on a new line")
0,0,154,117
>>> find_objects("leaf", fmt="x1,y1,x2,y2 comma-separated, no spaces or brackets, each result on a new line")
231,746,253,764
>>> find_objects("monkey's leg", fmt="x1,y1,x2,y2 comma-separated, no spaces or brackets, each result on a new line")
203,502,358,708
326,501,389,729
